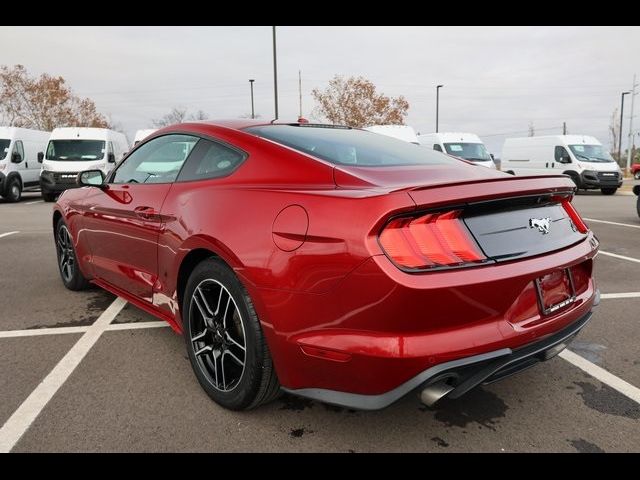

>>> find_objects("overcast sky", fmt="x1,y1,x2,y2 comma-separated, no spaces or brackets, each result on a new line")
2,26,639,155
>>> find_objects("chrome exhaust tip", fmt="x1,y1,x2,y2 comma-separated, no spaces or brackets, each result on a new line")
420,380,455,407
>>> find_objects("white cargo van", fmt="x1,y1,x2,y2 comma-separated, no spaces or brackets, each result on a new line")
133,128,158,146
363,125,420,144
0,127,50,202
40,127,129,202
417,132,496,169
501,135,622,195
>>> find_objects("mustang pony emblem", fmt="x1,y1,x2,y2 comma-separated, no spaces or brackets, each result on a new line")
529,217,551,234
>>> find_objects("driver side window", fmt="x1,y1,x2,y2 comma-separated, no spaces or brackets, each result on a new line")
554,146,570,163
112,134,199,184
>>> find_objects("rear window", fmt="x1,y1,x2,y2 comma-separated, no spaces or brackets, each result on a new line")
245,125,456,167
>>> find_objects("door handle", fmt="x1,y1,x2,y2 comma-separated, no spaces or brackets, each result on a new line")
134,206,158,220
546,162,549,168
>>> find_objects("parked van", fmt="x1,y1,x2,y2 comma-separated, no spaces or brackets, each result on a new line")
364,125,419,144
417,132,496,169
0,127,50,202
133,128,157,146
502,135,622,195
40,128,129,202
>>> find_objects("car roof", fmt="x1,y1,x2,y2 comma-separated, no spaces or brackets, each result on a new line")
160,119,348,132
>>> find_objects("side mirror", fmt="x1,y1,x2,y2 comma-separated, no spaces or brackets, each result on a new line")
37,152,44,163
559,154,571,164
107,152,116,163
11,152,22,163
633,185,640,196
77,170,106,188
490,153,495,161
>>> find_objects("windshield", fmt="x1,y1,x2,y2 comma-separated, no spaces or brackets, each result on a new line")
443,142,491,161
245,125,457,167
0,139,10,160
569,144,614,163
46,140,106,161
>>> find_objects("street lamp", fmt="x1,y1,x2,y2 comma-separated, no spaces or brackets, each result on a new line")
249,79,255,119
272,26,279,120
619,91,630,162
436,85,444,133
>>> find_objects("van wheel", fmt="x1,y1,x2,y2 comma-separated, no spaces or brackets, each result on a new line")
505,170,515,176
601,188,617,195
183,257,281,410
634,171,640,180
2,177,22,202
563,172,581,188
42,192,57,202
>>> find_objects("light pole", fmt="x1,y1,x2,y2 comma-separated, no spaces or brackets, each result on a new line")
272,26,279,120
436,85,444,133
619,91,630,162
249,79,255,119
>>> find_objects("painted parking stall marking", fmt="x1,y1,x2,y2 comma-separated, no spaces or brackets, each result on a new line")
584,218,640,230
560,349,640,405
599,250,640,264
0,297,127,453
600,292,640,299
0,231,19,239
0,321,169,339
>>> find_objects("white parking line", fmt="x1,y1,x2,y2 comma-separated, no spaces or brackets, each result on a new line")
560,349,640,405
599,250,640,264
0,326,90,339
600,292,640,299
0,321,170,339
106,321,169,331
24,200,44,205
584,218,640,229
0,231,19,239
0,297,127,453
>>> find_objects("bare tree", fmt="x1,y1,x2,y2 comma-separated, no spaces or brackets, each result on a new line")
609,107,621,161
312,75,409,128
528,121,535,137
0,64,110,130
151,107,209,127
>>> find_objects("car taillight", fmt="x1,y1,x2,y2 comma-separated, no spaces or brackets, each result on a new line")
561,200,589,233
379,210,487,271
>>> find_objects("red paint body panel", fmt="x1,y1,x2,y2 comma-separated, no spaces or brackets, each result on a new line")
53,121,599,399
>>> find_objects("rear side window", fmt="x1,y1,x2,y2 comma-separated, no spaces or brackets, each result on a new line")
178,139,246,182
14,140,25,162
246,125,456,167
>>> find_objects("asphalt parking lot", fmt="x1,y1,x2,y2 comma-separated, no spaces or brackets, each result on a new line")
1,182,639,453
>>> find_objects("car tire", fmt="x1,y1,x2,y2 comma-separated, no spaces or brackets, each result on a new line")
634,171,640,180
55,219,90,291
183,257,281,410
601,188,617,195
564,172,581,189
637,196,640,219
42,192,57,202
2,177,22,203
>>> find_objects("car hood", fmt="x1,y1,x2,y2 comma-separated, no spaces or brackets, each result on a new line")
333,163,508,190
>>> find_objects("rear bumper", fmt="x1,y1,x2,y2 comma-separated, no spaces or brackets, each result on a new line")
284,306,595,410
250,232,599,402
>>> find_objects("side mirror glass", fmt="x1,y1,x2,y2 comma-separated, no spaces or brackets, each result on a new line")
11,152,22,163
37,152,44,163
77,170,105,188
107,152,116,163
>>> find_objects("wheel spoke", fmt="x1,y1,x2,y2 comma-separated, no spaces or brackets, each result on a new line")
194,345,212,356
225,331,245,351
195,286,215,317
192,289,212,323
222,296,232,328
191,330,207,342
223,349,244,367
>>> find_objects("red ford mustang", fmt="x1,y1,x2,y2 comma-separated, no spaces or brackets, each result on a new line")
53,120,600,410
